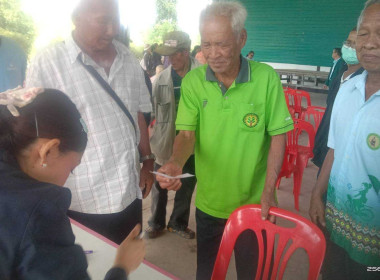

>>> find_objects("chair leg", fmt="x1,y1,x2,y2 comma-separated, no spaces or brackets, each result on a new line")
293,172,300,211
276,177,281,189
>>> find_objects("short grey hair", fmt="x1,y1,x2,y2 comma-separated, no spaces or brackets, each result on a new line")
357,0,380,31
199,1,247,36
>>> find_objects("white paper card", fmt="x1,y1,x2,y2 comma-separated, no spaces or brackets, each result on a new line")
151,171,195,179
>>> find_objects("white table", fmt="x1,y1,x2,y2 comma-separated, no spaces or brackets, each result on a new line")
71,219,178,280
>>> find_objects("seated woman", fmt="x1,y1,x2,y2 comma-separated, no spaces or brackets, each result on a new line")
0,87,144,280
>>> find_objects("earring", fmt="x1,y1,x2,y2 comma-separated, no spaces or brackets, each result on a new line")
42,163,47,168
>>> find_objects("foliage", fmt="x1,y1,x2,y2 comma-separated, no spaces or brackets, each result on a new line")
156,0,177,23
145,20,177,45
0,0,36,56
144,0,177,45
129,43,145,60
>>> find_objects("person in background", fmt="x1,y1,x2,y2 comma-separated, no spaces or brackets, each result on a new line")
25,0,154,245
0,36,27,92
146,31,200,240
150,65,164,84
155,2,293,279
143,43,162,77
324,47,346,89
246,50,254,60
309,1,380,278
0,87,145,280
195,49,207,64
191,45,201,58
312,28,364,172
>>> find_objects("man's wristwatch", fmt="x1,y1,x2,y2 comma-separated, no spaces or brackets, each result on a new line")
140,153,156,163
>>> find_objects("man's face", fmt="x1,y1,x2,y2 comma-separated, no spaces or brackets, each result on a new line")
248,53,254,59
200,16,246,76
356,4,380,74
169,50,189,73
332,50,338,59
345,31,357,49
74,0,120,52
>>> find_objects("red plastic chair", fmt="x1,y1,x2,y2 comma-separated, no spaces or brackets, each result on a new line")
275,149,303,210
293,119,315,168
293,89,311,119
283,87,296,118
304,106,326,133
211,205,326,280
276,119,315,210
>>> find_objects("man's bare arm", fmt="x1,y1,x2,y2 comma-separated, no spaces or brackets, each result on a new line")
156,130,196,191
137,112,154,198
261,133,286,222
309,148,334,227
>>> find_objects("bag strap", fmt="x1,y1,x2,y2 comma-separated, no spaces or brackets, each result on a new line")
77,57,137,136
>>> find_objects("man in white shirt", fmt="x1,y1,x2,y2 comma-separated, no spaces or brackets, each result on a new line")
26,0,154,244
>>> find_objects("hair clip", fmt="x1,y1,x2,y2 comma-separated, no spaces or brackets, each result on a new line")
79,118,88,134
0,87,44,117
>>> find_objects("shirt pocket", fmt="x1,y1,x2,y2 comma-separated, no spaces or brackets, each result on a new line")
237,102,265,132
155,89,172,124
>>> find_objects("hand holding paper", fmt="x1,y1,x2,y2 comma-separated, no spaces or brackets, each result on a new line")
154,161,184,191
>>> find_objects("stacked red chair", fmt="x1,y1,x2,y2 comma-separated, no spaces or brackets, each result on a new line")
276,119,315,210
211,205,326,280
304,106,326,133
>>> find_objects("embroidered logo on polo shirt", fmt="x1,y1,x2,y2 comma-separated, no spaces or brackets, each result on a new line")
367,133,380,150
243,113,259,128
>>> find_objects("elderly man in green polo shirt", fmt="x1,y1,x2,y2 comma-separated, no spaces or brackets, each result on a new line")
156,2,294,279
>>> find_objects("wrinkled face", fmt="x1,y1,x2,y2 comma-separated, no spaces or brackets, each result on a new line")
356,4,380,74
169,50,189,73
200,16,246,76
74,0,120,52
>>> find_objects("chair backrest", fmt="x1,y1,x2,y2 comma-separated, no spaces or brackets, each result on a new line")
283,88,296,118
292,90,311,117
287,119,315,156
211,205,326,280
305,106,326,133
294,89,312,107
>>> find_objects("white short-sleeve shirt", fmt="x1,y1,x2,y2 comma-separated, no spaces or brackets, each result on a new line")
25,35,152,214
327,71,380,265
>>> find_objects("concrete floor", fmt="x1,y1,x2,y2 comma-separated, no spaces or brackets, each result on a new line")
142,91,327,280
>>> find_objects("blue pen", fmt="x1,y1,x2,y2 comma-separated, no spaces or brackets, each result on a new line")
84,250,93,254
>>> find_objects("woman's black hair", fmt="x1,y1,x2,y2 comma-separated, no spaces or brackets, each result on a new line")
0,88,87,157
191,45,201,57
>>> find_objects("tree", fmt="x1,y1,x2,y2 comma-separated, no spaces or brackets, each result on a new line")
0,0,36,56
145,0,178,45
156,0,177,24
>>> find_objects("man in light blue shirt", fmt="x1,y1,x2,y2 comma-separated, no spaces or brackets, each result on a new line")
0,37,27,92
310,1,380,278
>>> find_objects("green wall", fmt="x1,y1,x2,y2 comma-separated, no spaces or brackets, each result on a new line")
240,0,366,66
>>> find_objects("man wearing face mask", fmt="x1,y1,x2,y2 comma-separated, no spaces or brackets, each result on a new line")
312,28,364,173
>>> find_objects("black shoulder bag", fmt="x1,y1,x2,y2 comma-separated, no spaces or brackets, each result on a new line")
77,58,137,139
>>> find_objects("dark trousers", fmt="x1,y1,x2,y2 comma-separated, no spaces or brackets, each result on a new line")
321,230,379,280
196,208,259,280
148,155,196,230
68,198,142,245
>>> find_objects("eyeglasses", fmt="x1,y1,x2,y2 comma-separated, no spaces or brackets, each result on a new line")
343,40,356,48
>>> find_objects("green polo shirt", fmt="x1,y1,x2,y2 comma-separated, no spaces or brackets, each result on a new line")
176,58,294,218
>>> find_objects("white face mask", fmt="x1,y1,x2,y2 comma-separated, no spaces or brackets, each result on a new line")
342,45,359,65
